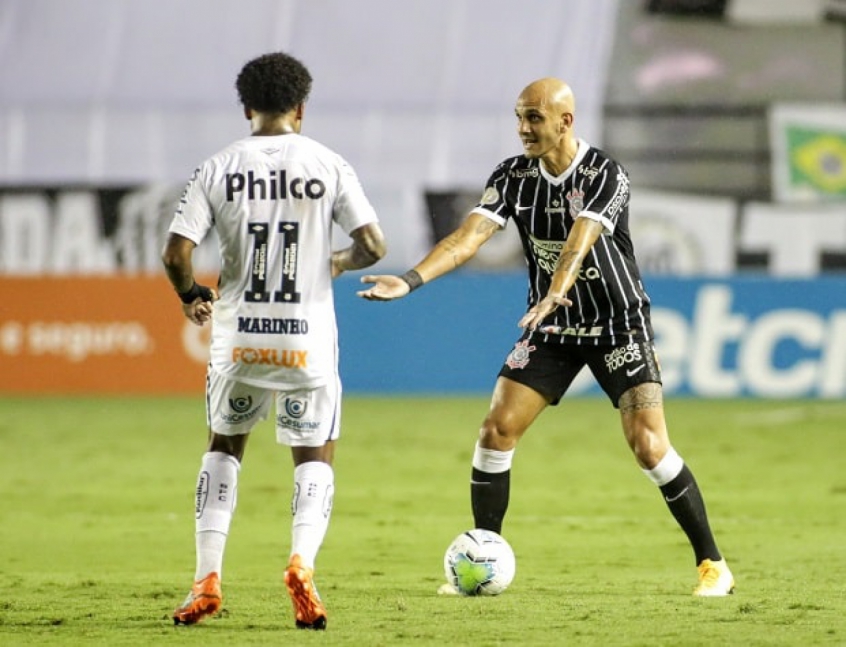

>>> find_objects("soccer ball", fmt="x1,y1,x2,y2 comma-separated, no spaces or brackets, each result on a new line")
443,529,516,596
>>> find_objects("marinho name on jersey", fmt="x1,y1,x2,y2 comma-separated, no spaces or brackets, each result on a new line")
225,170,326,201
238,317,308,334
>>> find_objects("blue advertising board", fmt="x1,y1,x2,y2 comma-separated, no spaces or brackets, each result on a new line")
335,273,846,398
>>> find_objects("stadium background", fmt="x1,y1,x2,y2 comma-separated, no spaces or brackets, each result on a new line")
1,0,845,398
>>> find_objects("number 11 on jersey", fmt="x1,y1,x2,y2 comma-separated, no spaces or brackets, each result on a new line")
246,221,301,303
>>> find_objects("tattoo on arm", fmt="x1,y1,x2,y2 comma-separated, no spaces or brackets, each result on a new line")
475,219,500,235
437,218,499,269
439,230,466,268
618,383,663,414
556,250,580,273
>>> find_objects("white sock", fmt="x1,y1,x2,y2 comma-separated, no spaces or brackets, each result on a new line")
290,461,334,569
196,531,227,581
642,447,684,487
472,442,515,473
194,451,240,580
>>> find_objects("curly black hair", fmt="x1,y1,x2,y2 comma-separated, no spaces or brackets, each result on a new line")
235,52,312,113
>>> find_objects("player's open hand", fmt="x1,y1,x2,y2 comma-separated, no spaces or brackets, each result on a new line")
182,289,218,326
518,294,572,330
356,275,411,301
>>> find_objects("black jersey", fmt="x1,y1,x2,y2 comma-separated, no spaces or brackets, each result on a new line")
473,139,653,346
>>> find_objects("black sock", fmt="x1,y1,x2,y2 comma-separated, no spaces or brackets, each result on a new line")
660,464,721,564
471,468,510,534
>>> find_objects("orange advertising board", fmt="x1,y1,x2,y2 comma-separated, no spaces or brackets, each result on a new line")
0,277,212,394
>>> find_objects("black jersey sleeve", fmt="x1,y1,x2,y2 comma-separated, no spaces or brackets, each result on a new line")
578,159,630,234
471,158,522,225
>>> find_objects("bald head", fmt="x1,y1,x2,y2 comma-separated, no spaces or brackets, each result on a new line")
514,78,578,170
517,78,575,115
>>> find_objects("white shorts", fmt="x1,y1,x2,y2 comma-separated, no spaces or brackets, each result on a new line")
205,367,341,447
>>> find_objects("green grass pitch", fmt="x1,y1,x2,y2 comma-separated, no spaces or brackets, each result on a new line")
0,395,844,646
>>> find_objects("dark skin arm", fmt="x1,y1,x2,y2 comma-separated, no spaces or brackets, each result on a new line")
161,233,217,326
331,222,387,278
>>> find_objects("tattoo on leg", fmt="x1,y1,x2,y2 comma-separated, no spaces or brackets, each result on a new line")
619,383,663,413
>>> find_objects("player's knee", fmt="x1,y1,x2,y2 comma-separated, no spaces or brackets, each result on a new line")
629,427,668,468
208,432,248,460
478,418,518,449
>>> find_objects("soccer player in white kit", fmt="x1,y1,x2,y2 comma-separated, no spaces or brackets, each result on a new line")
162,52,386,630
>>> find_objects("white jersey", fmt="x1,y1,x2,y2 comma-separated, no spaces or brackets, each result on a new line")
169,133,379,389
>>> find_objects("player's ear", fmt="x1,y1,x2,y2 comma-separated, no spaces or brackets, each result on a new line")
244,107,252,121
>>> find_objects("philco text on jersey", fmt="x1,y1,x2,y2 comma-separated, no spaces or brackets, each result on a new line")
225,170,327,201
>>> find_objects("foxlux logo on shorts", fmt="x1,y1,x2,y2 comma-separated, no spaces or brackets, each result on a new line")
222,395,260,424
604,342,643,374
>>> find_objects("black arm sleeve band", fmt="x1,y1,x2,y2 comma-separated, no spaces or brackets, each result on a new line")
177,282,215,304
399,269,424,292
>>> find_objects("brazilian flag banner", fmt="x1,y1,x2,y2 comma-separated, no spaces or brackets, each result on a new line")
770,104,846,202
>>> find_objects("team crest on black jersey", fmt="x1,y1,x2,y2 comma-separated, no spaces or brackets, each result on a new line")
505,339,536,369
566,189,585,215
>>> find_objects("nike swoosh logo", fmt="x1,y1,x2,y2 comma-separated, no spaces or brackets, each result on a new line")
626,365,645,377
664,486,689,503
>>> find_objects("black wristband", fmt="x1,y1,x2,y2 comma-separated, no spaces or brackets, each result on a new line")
177,282,214,304
399,269,424,292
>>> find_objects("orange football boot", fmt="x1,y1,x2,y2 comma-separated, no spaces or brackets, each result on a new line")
172,572,222,625
284,555,327,630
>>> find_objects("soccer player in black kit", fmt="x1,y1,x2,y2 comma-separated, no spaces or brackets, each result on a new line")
358,77,734,596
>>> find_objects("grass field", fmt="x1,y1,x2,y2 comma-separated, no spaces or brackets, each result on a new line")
0,395,844,646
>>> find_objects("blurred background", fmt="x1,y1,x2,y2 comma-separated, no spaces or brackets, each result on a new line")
1,0,844,398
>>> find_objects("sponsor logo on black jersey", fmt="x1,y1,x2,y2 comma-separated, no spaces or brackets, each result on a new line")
527,235,563,275
604,175,630,219
509,167,539,178
578,165,600,181
225,170,326,201
539,324,603,337
545,198,567,214
578,266,602,281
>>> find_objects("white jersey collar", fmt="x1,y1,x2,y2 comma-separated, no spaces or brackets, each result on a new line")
539,138,590,185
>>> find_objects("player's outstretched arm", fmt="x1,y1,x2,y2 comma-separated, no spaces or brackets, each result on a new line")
357,212,500,301
519,216,603,330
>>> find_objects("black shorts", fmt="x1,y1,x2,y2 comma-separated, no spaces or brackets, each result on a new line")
497,332,662,408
